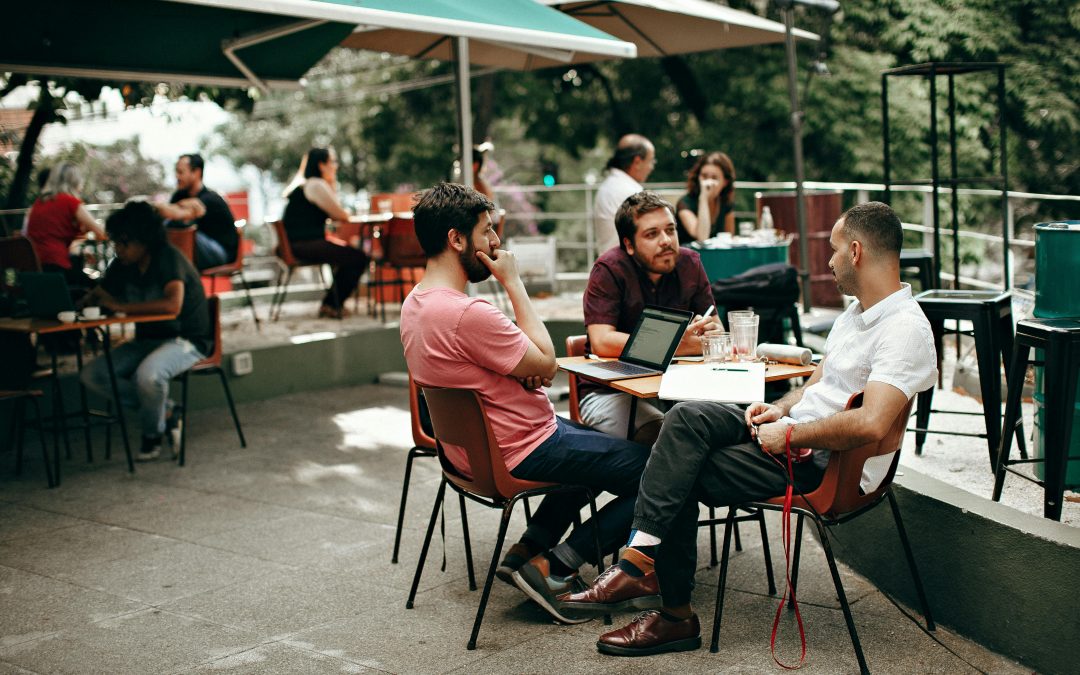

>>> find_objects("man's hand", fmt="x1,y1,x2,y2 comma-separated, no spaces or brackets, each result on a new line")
677,314,724,354
756,421,790,455
476,249,520,288
516,375,552,390
745,402,784,434
176,197,207,218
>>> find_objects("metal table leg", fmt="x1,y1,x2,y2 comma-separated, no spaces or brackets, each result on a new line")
99,327,135,473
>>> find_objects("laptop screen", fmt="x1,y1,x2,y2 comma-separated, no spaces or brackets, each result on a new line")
621,306,693,368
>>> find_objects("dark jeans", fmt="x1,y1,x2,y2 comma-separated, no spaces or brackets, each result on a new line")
194,232,230,271
511,417,650,565
289,239,368,310
634,401,824,606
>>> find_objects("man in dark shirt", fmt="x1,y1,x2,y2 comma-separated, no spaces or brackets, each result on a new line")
156,153,238,270
81,201,211,461
581,191,722,443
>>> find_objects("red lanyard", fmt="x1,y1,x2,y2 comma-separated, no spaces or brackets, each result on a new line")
766,425,808,669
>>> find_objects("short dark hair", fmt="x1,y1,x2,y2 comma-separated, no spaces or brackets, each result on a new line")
839,201,903,257
606,135,651,171
614,191,675,252
413,182,495,256
106,200,166,251
180,153,205,176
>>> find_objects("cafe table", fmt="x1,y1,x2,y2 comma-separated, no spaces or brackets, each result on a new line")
0,312,177,485
557,355,816,439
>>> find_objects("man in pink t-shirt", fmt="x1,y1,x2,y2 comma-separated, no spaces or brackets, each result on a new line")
401,183,650,625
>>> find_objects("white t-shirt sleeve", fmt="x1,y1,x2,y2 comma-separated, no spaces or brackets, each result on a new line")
867,320,938,398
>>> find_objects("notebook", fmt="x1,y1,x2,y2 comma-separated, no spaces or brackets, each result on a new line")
561,305,693,382
658,362,766,403
18,272,75,318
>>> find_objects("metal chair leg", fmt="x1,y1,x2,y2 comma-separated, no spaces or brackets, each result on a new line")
392,446,424,564
813,517,869,675
466,495,515,650
887,491,935,630
709,514,737,653
13,397,24,476
236,269,261,328
756,508,777,596
217,368,246,447
29,397,54,488
75,346,93,463
406,479,447,610
993,343,1029,501
459,493,476,591
788,513,804,609
583,487,612,625
708,505,718,567
179,373,190,467
731,506,743,551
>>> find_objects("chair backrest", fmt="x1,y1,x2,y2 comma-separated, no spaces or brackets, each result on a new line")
199,295,223,368
408,374,436,450
369,191,418,215
166,225,197,264
0,235,41,273
565,335,587,423
231,225,245,266
784,391,915,518
383,216,427,268
269,220,297,266
421,385,555,500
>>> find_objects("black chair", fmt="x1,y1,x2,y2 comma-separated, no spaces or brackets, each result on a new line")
174,297,245,466
900,249,935,292
913,289,1025,466
993,317,1080,520
4,389,53,488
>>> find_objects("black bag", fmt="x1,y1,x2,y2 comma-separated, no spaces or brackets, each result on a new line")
711,263,799,344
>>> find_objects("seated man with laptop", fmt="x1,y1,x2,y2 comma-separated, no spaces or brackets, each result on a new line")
80,201,211,461
578,191,722,443
401,182,651,625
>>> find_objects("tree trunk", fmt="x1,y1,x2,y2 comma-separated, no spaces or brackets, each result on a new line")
3,90,56,233
472,72,496,143
660,56,710,126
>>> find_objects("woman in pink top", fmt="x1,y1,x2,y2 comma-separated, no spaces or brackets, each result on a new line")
25,163,107,287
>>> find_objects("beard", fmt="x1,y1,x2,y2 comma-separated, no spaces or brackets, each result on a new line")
460,241,492,283
636,247,678,276
832,265,857,296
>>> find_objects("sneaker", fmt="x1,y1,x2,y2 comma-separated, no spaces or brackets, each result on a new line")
495,542,531,587
136,436,162,462
511,554,591,625
166,406,184,457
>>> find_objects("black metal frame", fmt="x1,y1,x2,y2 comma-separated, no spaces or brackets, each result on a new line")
406,480,606,651
269,262,327,322
882,62,1010,291
176,364,246,467
208,267,261,328
710,490,935,675
7,391,53,488
700,506,777,595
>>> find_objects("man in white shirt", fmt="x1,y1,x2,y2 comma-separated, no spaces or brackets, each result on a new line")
593,134,656,252
560,201,937,657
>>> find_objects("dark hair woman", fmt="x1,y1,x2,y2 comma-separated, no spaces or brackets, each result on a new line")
675,151,736,243
281,147,368,319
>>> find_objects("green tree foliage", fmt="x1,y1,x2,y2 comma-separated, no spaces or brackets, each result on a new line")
41,137,166,203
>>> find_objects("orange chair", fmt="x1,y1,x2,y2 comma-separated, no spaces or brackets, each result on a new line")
201,225,260,327
710,393,932,674
268,220,326,321
391,375,474,571
408,385,606,650
564,334,775,577
174,296,246,466
368,216,426,322
165,225,197,264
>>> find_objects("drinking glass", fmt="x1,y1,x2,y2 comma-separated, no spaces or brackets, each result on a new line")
702,333,733,364
727,309,755,332
731,315,760,362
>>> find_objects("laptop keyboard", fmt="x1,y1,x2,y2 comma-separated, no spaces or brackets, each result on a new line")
587,361,658,376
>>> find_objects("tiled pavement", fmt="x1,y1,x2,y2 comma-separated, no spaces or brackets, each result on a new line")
0,384,1028,673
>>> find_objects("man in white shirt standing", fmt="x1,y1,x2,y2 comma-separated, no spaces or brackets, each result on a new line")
560,201,938,657
593,134,656,252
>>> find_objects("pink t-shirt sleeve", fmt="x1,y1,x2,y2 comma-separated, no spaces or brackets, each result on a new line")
456,300,531,376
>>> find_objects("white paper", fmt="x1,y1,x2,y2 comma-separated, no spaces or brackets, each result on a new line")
658,363,766,403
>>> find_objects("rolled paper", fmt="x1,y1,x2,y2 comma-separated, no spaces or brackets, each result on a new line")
756,343,812,366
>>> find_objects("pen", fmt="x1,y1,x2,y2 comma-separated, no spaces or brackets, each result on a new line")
711,367,748,372
702,305,715,319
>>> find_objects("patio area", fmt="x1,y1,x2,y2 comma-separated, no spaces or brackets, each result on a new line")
0,368,1033,673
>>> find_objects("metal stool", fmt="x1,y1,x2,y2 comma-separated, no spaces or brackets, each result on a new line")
900,250,934,292
913,290,1025,466
993,317,1080,520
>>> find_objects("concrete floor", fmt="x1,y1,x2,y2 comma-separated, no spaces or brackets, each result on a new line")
1,383,1029,674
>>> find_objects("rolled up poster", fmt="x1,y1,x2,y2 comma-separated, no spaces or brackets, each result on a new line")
756,343,813,366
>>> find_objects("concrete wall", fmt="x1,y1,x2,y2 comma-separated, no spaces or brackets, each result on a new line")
830,468,1080,675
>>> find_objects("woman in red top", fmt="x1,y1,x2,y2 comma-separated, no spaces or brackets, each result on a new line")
25,163,107,286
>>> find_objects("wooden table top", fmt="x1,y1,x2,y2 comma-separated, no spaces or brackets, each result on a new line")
0,313,178,335
557,356,816,399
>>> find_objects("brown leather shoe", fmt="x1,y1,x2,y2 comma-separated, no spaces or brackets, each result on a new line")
597,610,702,657
556,564,661,614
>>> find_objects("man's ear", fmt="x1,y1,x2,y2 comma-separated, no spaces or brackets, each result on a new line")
622,237,635,256
446,228,465,253
850,239,863,265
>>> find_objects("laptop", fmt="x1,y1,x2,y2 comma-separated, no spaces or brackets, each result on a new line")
18,272,76,318
562,305,694,381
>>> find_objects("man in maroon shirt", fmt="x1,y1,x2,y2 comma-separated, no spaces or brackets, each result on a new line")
581,191,722,443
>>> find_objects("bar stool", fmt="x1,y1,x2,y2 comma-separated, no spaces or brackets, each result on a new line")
900,250,934,292
913,289,1025,467
992,317,1080,520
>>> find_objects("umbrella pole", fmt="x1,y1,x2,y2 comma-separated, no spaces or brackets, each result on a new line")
781,6,812,314
453,37,475,189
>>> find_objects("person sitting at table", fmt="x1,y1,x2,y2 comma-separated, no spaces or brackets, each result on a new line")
282,147,368,319
581,191,722,444
401,182,651,625
559,202,937,657
80,200,211,462
675,151,736,243
155,153,239,271
24,162,108,289
593,134,656,253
